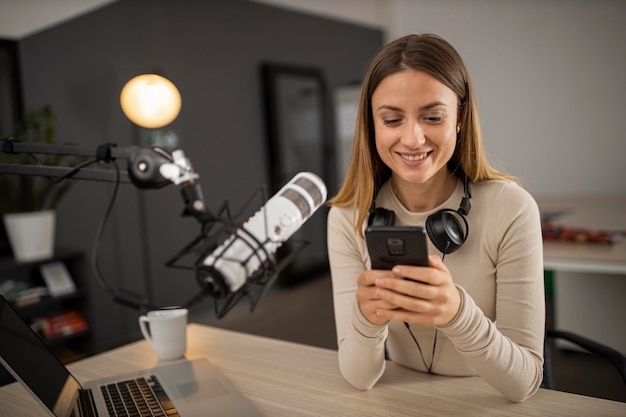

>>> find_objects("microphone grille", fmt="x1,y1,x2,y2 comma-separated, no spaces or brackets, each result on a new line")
280,188,311,218
294,175,325,206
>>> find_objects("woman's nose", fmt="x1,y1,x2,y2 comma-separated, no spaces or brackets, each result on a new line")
400,121,426,148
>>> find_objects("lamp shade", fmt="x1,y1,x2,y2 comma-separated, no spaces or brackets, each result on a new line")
120,74,181,128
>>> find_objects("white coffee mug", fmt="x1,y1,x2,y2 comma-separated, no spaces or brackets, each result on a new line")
138,307,188,360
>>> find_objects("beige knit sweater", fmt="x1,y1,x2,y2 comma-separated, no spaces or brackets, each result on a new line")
327,179,545,402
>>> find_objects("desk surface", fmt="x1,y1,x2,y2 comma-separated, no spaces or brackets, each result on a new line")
1,324,624,416
537,195,626,272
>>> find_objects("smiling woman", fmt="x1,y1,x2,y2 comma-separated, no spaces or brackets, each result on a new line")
327,33,545,403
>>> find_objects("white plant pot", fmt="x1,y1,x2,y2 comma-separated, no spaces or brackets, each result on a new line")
3,210,56,262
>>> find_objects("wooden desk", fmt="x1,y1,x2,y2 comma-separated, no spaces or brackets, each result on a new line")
1,324,624,416
537,195,626,354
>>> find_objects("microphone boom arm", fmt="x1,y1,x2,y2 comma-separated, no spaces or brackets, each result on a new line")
0,138,211,223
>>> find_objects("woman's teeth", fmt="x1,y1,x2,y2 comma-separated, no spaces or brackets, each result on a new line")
401,153,428,161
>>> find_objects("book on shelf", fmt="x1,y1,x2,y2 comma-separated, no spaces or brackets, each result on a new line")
13,286,49,307
33,310,88,339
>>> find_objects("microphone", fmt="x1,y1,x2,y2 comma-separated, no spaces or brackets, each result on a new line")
196,172,327,298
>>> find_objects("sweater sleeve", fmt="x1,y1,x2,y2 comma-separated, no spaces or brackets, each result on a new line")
437,183,545,402
327,206,388,389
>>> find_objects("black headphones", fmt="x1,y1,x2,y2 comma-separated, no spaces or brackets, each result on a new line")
367,171,471,255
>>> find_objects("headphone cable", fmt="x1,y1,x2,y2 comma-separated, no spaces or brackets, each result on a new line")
404,322,438,374
403,249,449,374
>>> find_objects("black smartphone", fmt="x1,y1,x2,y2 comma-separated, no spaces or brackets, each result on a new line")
365,226,429,270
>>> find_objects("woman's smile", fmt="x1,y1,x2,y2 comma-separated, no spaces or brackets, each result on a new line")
398,151,430,162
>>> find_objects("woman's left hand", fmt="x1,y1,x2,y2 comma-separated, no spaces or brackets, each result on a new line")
373,255,461,327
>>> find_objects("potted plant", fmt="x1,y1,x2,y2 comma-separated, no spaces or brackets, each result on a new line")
0,105,79,262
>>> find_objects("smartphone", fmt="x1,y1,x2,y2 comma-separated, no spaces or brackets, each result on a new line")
365,226,429,270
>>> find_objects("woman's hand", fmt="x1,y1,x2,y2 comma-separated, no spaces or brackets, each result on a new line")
356,268,402,325
371,255,462,327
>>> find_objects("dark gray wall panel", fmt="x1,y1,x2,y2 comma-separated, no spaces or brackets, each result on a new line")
17,0,382,350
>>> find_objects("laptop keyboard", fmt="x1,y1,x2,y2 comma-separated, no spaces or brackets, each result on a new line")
100,375,180,417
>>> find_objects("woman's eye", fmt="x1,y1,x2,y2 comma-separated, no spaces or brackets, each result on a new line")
423,113,447,124
382,118,402,126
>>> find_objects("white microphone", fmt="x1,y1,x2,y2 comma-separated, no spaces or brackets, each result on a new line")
198,172,327,297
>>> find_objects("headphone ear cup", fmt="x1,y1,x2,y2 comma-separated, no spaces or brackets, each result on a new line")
426,209,466,254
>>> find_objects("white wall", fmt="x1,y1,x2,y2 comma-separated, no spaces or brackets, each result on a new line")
256,0,626,197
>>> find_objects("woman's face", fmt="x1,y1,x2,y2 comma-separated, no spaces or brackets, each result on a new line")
371,70,459,188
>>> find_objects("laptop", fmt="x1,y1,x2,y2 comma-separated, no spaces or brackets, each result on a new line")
0,295,261,416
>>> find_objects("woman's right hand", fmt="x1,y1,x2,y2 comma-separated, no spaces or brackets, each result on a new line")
356,269,399,325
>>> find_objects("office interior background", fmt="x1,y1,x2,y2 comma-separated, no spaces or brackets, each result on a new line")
0,0,625,400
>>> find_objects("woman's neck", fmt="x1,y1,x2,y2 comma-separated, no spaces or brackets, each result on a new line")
391,170,458,212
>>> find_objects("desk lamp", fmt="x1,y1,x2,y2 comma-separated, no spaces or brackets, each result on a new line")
119,73,183,307
120,74,181,129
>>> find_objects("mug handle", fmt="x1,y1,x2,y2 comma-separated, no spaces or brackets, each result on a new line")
139,315,153,344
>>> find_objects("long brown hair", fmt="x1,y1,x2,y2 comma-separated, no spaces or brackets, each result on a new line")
330,33,517,236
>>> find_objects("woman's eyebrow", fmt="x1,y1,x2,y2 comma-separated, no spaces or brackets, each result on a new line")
375,104,403,112
376,101,448,112
420,101,448,110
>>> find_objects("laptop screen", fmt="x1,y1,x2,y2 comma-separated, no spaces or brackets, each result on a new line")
0,296,82,416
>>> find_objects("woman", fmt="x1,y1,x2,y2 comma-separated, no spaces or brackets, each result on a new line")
327,33,544,402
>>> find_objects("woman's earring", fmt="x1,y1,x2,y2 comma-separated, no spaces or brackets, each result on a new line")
456,125,461,134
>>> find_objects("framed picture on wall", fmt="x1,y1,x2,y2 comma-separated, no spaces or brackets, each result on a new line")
40,262,76,297
333,83,361,183
0,40,24,257
260,62,335,194
0,39,23,139
260,62,335,284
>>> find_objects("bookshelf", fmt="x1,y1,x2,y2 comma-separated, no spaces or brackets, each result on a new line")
0,250,92,363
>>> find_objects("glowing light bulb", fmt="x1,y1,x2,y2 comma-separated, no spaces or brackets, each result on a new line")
120,74,181,128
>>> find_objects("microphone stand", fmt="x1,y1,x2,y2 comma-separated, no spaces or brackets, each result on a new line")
0,138,309,317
